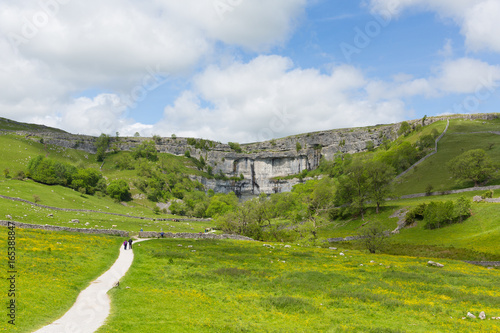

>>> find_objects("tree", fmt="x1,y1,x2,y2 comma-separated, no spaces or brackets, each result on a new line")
447,149,497,186
357,222,387,254
134,132,140,137
398,121,411,136
336,159,370,219
366,160,395,213
107,180,132,201
422,115,427,126
95,133,110,162
304,178,336,238
3,168,10,178
132,141,158,161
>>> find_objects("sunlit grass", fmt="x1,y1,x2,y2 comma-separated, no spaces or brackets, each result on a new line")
0,229,122,332
99,239,500,332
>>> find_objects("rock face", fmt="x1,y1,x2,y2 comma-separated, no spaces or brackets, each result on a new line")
10,113,499,196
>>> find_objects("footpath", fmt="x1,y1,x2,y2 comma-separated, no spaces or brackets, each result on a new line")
34,239,149,333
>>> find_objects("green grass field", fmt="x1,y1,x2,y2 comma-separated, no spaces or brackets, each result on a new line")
0,229,122,333
394,118,500,196
0,178,214,234
98,239,500,333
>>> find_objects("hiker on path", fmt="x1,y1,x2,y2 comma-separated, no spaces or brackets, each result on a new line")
128,238,133,249
123,240,127,250
160,231,165,238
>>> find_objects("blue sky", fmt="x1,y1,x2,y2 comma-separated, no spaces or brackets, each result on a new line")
1,0,499,143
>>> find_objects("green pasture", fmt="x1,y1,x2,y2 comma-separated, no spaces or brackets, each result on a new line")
394,119,500,196
0,180,212,234
99,239,500,333
0,229,122,333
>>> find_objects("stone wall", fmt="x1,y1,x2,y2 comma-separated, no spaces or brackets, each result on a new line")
0,194,211,222
0,220,129,237
139,231,254,241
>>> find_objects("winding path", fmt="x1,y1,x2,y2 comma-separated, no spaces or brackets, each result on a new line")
34,239,149,333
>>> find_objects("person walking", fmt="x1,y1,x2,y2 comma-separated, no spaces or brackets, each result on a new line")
123,240,128,250
128,238,133,249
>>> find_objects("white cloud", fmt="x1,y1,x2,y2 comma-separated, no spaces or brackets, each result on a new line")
0,0,307,136
368,0,500,53
366,57,500,101
152,56,406,143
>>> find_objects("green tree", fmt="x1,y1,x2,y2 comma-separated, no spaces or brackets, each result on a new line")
107,180,132,201
296,142,302,152
447,149,497,186
95,133,110,162
336,159,370,219
366,160,395,214
132,141,158,161
398,121,411,136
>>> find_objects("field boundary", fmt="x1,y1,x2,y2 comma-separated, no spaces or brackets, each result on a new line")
0,220,129,237
0,194,210,222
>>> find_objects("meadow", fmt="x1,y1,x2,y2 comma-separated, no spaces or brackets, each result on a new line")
0,229,123,333
0,179,212,234
99,239,500,333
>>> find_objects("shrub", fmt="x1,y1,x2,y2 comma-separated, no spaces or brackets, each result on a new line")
228,142,242,153
366,140,375,151
107,180,132,201
132,141,158,161
296,142,302,152
425,184,433,196
33,195,41,203
482,190,494,199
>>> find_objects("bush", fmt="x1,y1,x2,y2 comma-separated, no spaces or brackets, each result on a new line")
107,180,132,201
482,190,494,199
132,141,158,162
228,142,243,153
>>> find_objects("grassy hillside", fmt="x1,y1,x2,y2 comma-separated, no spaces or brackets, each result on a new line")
318,191,500,260
394,118,500,196
99,239,500,333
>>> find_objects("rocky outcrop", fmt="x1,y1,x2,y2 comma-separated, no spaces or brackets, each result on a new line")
4,113,499,196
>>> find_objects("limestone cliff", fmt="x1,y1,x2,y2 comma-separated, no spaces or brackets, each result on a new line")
5,113,498,196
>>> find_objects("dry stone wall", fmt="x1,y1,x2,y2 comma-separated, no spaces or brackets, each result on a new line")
0,220,128,237
139,231,254,241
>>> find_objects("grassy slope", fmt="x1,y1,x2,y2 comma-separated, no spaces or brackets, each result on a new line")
0,133,213,234
318,191,500,259
394,118,500,196
0,229,122,333
0,180,210,233
99,239,500,333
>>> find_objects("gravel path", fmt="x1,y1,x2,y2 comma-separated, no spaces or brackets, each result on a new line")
34,239,149,333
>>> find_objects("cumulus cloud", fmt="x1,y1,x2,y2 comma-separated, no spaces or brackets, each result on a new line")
368,0,500,53
0,0,306,135
151,56,406,143
366,57,500,101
